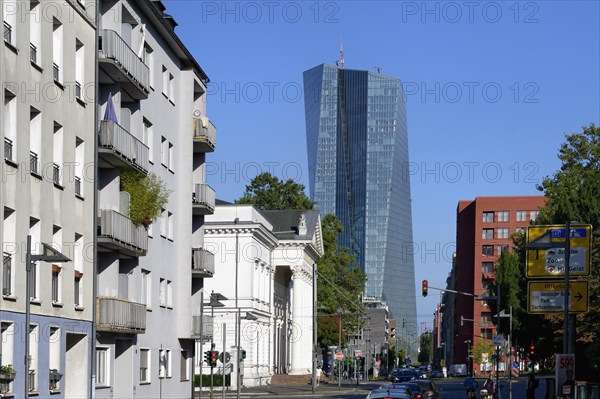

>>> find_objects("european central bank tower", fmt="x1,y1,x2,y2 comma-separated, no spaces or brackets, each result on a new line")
303,64,417,340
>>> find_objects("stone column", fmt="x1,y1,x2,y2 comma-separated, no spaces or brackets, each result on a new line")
289,266,304,374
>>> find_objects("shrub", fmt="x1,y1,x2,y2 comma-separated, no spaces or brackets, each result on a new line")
120,169,170,228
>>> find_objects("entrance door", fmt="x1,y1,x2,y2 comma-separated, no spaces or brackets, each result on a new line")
114,339,134,398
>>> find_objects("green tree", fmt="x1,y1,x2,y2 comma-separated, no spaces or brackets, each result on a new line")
120,169,170,228
418,333,433,364
472,340,494,368
535,123,600,380
235,172,315,210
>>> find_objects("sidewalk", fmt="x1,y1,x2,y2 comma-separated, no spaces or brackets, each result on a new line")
195,381,384,397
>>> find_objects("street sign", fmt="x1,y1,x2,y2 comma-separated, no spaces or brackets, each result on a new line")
512,361,520,378
528,280,589,313
336,351,344,361
354,349,363,358
482,353,488,363
218,352,231,363
526,224,592,277
492,334,504,347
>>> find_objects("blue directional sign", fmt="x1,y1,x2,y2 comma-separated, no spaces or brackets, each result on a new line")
549,228,588,238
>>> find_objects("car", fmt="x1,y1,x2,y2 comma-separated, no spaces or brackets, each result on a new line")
430,369,444,379
366,388,412,399
391,379,441,399
389,368,417,382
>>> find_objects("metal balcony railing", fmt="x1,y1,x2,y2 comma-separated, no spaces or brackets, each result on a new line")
75,82,82,99
53,63,60,82
192,315,214,339
3,252,11,296
192,248,215,277
98,209,148,254
30,43,37,64
99,120,149,173
192,117,217,151
99,29,150,93
52,163,60,185
29,151,39,174
4,138,13,161
97,296,146,333
192,184,215,214
3,22,12,44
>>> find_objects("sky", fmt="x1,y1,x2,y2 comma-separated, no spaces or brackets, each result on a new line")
165,0,600,333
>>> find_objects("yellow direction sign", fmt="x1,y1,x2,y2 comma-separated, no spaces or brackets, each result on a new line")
528,280,589,314
526,224,592,278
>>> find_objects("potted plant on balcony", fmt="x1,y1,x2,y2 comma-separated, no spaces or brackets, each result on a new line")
0,364,16,382
120,169,170,228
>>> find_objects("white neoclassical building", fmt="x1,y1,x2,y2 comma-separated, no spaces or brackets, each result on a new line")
199,203,323,388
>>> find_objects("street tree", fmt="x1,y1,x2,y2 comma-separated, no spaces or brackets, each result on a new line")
235,172,315,210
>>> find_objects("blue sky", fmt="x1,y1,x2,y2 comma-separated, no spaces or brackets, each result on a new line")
167,1,600,332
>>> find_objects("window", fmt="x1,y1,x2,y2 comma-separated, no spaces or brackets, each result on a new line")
52,18,63,82
52,266,61,303
160,136,168,166
2,252,11,296
497,211,509,222
497,228,509,239
159,278,166,307
482,245,494,256
29,217,41,300
168,73,174,102
1,323,15,394
497,244,509,255
482,229,494,240
516,227,525,234
481,328,493,340
29,1,41,64
96,348,109,386
74,272,83,307
481,278,493,290
53,123,63,185
166,349,172,378
482,212,494,223
30,107,42,175
143,119,153,163
3,0,16,46
482,262,493,274
49,327,60,391
4,90,17,162
180,350,190,381
75,138,84,196
3,207,15,296
162,66,168,96
516,211,527,222
75,39,84,99
167,212,173,240
530,210,539,221
140,348,150,383
158,349,171,378
167,280,172,308
481,312,492,325
160,209,167,238
142,44,154,88
168,142,174,171
29,325,39,392
141,270,151,309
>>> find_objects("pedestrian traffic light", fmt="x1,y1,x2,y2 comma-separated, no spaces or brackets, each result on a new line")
422,280,428,297
204,351,211,365
210,351,219,367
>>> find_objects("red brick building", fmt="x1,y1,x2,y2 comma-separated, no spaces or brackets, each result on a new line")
450,196,546,374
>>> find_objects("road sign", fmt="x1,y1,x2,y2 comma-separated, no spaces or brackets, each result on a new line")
512,361,520,378
492,334,504,347
528,280,589,313
218,352,230,363
354,349,362,358
482,353,488,363
526,224,592,277
336,351,344,361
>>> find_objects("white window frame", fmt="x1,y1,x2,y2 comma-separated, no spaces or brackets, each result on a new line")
140,348,151,383
141,269,151,309
96,347,110,387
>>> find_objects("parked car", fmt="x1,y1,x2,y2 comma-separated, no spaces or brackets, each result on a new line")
392,379,441,399
430,369,444,378
389,368,417,382
366,388,412,399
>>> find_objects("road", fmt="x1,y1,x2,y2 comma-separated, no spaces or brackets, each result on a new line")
216,376,547,399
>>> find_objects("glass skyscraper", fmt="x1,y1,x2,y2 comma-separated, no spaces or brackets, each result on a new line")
303,64,417,336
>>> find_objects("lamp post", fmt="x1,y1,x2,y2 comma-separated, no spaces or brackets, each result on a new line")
24,236,71,399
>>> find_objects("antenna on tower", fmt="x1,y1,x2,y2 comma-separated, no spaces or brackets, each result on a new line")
339,39,344,70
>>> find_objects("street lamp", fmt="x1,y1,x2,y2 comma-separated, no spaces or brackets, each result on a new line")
25,236,70,399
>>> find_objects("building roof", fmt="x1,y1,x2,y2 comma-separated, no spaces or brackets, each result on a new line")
260,209,320,241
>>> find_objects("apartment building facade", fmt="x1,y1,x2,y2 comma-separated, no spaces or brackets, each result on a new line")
450,196,545,374
1,1,96,397
95,1,215,398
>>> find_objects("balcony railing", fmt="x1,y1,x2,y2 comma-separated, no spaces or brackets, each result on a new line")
30,43,37,64
75,82,82,99
3,22,12,44
53,63,60,82
99,29,150,98
75,176,81,196
192,248,215,277
4,138,13,161
29,151,39,174
192,117,217,152
52,163,60,185
98,209,148,256
192,184,215,215
3,252,11,296
98,120,149,173
191,315,214,340
97,296,146,334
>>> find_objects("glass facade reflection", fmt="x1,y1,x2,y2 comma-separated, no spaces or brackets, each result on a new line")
303,64,417,334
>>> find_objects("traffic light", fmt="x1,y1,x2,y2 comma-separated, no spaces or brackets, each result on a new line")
422,280,428,297
241,349,247,360
210,351,219,367
529,345,535,357
204,351,211,365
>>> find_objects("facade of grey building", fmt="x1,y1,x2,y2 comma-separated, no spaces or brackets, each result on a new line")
303,64,417,353
95,1,215,398
1,1,96,397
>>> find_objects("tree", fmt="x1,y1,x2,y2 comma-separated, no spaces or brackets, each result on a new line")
535,123,600,380
418,333,433,364
120,169,170,228
235,172,315,210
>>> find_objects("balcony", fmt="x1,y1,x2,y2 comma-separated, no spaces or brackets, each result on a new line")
191,315,213,341
192,248,215,278
192,117,216,153
98,120,149,174
98,29,149,100
4,138,13,161
98,209,148,257
96,296,146,334
192,184,215,215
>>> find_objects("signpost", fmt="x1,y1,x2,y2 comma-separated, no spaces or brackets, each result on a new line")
526,224,592,278
528,280,589,313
